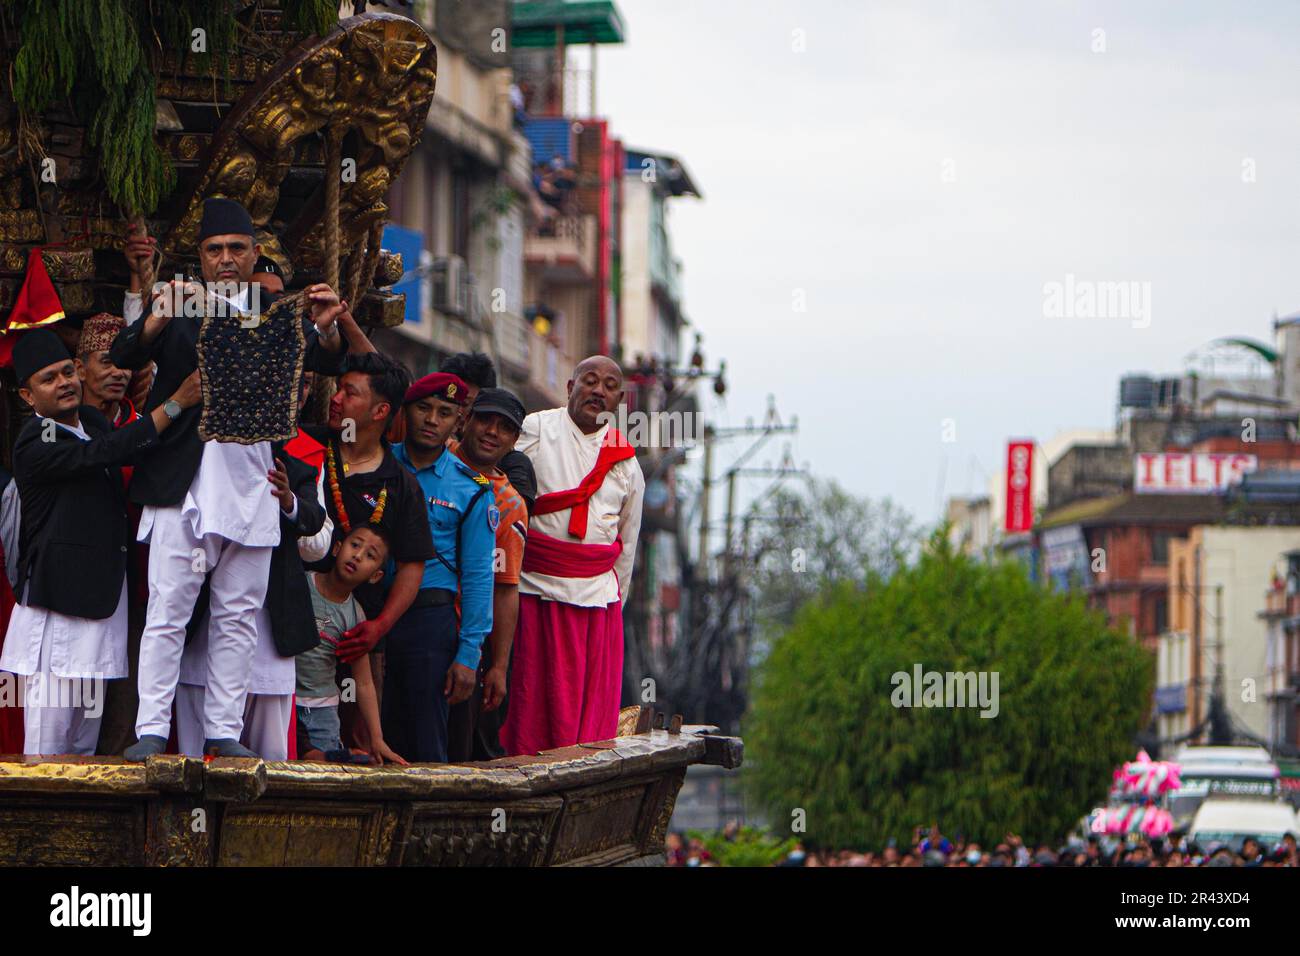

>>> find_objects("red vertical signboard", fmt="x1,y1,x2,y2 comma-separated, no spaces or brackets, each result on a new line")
1005,440,1034,533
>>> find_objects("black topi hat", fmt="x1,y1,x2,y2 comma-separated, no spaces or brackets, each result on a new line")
197,198,255,243
13,328,71,384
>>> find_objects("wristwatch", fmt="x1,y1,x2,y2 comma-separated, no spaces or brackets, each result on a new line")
163,399,183,421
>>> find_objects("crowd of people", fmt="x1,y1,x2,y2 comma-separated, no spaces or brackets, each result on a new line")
0,196,645,767
666,823,1300,868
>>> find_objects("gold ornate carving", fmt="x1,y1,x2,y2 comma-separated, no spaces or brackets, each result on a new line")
144,798,211,866
645,767,687,849
0,728,714,866
357,290,405,328
549,781,653,866
0,246,94,281
0,208,43,243
376,250,403,286
402,798,562,867
164,12,437,287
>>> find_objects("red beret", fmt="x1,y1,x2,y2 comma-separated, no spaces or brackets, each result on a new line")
404,371,469,406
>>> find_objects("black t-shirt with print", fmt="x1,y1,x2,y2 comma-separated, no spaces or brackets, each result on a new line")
305,426,434,618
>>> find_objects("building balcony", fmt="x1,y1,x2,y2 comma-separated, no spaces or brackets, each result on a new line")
1263,587,1289,618
522,332,573,409
491,310,533,382
525,214,597,282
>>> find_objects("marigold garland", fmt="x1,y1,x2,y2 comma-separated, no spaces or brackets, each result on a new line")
326,441,387,534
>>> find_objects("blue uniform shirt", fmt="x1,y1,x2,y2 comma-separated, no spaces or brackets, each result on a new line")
392,441,498,670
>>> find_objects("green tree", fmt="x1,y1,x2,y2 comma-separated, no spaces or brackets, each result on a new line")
750,478,917,652
745,532,1152,849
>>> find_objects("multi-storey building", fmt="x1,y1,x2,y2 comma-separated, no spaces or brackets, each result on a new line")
617,146,701,660
511,0,627,406
373,0,537,399
1258,549,1300,756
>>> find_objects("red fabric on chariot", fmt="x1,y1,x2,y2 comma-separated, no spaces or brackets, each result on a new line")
0,541,22,754
499,593,623,757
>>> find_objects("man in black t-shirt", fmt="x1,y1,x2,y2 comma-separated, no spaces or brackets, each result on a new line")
305,352,434,643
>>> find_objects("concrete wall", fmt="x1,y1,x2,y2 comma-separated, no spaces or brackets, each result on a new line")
1048,444,1130,510
1198,527,1300,743
619,176,653,362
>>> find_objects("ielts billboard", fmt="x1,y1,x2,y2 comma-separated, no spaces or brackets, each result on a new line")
1133,452,1257,494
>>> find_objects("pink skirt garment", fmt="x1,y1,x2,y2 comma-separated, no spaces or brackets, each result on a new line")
500,593,624,757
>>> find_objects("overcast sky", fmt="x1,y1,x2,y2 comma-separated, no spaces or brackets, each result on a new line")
586,0,1300,529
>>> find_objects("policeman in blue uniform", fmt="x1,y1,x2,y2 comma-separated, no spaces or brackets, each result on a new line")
385,372,498,762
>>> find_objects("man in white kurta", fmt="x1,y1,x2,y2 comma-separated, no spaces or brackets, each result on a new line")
114,199,346,761
500,356,644,755
134,403,280,753
173,469,332,759
0,330,196,755
1,486,128,754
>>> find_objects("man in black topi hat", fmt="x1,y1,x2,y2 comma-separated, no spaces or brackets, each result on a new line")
111,197,349,761
0,330,201,755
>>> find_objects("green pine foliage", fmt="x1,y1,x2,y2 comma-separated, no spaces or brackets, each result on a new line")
3,0,339,216
689,827,795,868
284,0,340,38
746,531,1152,849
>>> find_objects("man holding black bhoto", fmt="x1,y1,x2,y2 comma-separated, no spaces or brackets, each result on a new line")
111,197,348,760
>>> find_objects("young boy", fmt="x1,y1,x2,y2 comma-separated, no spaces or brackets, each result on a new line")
297,524,406,765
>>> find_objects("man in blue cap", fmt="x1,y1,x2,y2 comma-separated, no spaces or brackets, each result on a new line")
384,371,497,762
112,197,348,760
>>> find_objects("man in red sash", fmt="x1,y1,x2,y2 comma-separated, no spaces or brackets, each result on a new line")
501,356,644,755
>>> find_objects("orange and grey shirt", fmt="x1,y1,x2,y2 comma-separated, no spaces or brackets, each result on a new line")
448,439,528,586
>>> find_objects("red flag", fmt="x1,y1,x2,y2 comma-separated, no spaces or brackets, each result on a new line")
0,247,65,368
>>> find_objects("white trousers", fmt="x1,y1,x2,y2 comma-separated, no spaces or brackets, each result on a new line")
174,683,291,761
20,629,103,755
135,505,272,741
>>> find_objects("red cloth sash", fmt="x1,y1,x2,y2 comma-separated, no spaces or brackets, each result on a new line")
284,427,325,477
0,539,22,755
532,427,635,538
112,398,140,488
522,528,622,579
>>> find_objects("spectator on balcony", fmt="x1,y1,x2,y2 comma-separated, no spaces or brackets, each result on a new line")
533,162,563,210
509,82,527,128
549,155,577,196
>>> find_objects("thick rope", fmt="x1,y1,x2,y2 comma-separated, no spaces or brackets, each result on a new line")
323,125,343,292
129,214,158,299
350,218,383,310
344,238,365,310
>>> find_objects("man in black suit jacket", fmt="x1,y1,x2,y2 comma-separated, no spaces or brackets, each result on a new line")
112,198,351,761
0,330,200,755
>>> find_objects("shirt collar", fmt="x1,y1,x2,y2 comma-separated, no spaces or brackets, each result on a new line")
564,408,608,444
334,435,399,480
393,440,447,475
448,439,500,478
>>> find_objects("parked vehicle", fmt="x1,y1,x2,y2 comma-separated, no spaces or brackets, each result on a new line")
1173,745,1274,769
1188,798,1298,853
1169,761,1280,828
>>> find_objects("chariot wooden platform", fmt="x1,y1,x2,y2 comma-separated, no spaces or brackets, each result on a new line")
0,707,742,867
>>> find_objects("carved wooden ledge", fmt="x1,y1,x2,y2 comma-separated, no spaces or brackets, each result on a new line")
0,717,743,867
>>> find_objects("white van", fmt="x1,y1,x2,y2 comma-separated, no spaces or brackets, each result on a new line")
1189,798,1297,853
1174,745,1274,769
1168,757,1280,828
